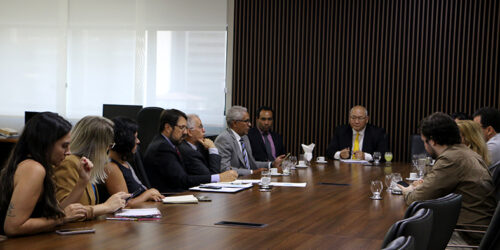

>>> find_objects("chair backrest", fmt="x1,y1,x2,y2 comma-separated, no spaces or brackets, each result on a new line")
381,208,433,249
130,146,151,189
479,201,500,250
490,162,500,201
381,236,415,250
410,134,427,157
397,208,433,250
405,193,462,250
136,107,164,155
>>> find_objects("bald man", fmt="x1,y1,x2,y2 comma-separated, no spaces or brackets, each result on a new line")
326,106,388,161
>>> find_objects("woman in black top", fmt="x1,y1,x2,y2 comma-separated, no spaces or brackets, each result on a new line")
105,117,164,207
0,112,87,236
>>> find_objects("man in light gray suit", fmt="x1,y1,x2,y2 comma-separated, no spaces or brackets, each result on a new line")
215,106,285,176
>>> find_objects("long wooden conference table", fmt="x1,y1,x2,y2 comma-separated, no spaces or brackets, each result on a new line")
1,161,411,249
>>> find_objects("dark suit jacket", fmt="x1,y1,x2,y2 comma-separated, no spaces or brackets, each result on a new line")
326,124,388,159
178,141,221,175
247,127,286,161
144,135,211,192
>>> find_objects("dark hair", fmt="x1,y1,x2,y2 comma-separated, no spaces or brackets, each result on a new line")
0,112,71,219
112,117,139,161
450,112,471,121
473,107,500,133
420,112,461,146
158,109,187,133
256,106,274,119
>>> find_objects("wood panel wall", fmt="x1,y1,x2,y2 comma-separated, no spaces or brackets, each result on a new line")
232,0,500,162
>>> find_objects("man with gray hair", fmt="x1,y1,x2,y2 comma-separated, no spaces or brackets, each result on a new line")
215,106,285,176
326,105,388,161
178,114,221,175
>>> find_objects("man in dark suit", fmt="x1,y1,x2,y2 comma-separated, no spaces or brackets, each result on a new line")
326,105,388,160
144,109,237,192
178,114,221,175
248,106,286,161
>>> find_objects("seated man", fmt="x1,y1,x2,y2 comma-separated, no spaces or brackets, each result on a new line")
400,112,495,228
144,109,237,192
326,105,388,160
215,106,285,176
247,106,286,161
473,107,500,169
178,114,221,175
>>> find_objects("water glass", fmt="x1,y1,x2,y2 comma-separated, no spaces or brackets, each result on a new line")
417,158,426,178
260,170,271,190
373,152,382,164
385,174,393,192
289,156,297,169
282,161,291,175
384,152,393,162
370,180,383,199
391,173,402,190
412,154,418,167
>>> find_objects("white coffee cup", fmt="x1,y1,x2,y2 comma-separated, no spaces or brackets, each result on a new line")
298,160,305,166
409,172,418,179
316,156,325,162
270,168,278,174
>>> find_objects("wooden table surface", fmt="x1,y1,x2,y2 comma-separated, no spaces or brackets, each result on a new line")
1,161,411,249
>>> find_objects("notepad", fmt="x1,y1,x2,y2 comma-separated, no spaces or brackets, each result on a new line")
189,183,253,193
162,195,199,204
114,208,161,218
340,159,369,164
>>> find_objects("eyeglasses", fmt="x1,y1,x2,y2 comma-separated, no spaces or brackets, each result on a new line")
109,142,116,149
236,119,251,124
175,125,188,131
350,116,367,121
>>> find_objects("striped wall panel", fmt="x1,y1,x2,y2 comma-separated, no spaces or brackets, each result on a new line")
232,0,500,162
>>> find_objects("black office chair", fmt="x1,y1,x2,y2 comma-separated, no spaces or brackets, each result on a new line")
130,146,151,188
381,208,433,250
404,193,462,250
410,134,428,157
490,162,500,201
381,236,415,250
136,107,164,155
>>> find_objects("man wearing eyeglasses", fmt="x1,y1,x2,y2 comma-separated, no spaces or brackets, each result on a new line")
326,105,388,161
473,107,500,169
247,106,286,162
144,109,237,192
178,114,221,175
215,106,285,176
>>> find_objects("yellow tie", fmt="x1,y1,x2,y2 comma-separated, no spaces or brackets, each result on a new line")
353,133,360,159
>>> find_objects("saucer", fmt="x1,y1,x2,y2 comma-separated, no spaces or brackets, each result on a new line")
295,164,308,168
316,160,328,164
406,177,422,181
270,173,282,176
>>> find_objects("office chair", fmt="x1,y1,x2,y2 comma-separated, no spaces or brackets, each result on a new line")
381,236,415,250
381,208,433,250
404,193,462,250
410,134,427,157
130,146,151,188
136,107,164,155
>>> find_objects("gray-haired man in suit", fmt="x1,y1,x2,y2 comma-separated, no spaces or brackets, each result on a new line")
215,106,285,176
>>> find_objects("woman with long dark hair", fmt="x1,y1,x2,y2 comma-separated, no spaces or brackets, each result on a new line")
0,112,87,236
106,117,164,206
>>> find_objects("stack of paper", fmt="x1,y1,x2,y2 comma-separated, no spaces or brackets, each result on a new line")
114,208,161,218
162,195,198,204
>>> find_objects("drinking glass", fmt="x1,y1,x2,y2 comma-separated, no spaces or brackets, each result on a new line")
412,154,418,167
260,170,271,191
391,173,402,190
282,161,291,175
385,174,393,192
373,152,382,164
384,152,393,162
304,152,313,166
289,156,297,170
417,157,427,178
370,180,383,199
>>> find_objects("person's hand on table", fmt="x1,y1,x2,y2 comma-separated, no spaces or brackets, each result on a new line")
397,184,415,196
272,154,286,167
353,151,365,160
411,179,424,187
340,148,350,159
219,170,238,182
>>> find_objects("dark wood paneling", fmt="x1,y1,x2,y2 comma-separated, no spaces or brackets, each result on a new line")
232,0,500,162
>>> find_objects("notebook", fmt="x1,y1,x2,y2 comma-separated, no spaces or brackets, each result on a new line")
162,195,199,204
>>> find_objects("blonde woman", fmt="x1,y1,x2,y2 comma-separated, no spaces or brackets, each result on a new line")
54,116,129,218
456,120,490,166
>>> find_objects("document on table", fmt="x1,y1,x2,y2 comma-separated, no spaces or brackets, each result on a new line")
162,195,198,204
115,208,162,218
230,180,307,187
340,159,369,164
189,183,253,193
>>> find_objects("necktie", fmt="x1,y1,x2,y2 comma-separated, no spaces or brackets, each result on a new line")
353,133,360,159
239,139,250,169
262,132,274,161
